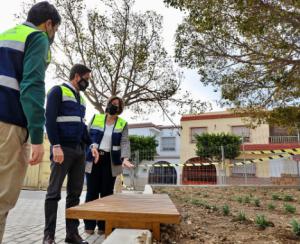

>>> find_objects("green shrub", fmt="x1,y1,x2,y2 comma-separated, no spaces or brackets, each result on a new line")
255,214,270,229
254,198,261,207
237,211,246,222
222,204,230,216
267,203,276,210
284,204,296,214
190,199,203,206
272,193,281,200
244,196,251,204
283,195,294,202
237,196,243,203
291,219,300,236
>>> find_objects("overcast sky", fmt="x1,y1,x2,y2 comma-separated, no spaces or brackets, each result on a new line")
0,0,223,125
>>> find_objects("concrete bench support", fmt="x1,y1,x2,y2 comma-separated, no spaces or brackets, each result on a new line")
103,229,152,244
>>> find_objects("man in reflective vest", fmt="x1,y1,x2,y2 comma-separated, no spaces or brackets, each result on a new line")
43,64,99,244
0,2,60,243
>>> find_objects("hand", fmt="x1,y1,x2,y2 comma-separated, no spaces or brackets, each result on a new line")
91,146,99,163
52,146,64,164
29,144,44,165
122,158,134,169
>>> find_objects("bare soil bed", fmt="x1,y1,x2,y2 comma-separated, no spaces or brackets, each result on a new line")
153,186,300,244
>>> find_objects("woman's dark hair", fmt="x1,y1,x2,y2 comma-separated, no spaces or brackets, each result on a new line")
26,1,61,26
106,96,124,115
69,64,92,80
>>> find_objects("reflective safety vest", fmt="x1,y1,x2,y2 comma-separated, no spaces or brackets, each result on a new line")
0,24,51,127
56,84,86,144
89,114,127,165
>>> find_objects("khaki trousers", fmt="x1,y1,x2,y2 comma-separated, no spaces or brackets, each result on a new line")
0,121,30,243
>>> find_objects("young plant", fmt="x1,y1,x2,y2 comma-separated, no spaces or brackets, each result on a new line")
267,203,276,210
284,204,296,214
222,204,230,216
283,195,294,202
254,198,261,207
237,196,243,203
272,194,281,200
291,219,300,236
244,196,251,204
190,199,203,207
211,205,218,211
237,211,246,222
255,214,270,229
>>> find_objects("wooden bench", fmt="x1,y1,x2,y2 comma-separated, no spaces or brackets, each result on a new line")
66,194,180,241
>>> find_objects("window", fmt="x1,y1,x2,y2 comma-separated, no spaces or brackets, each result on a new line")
190,127,207,143
231,163,256,177
161,137,176,151
231,126,250,142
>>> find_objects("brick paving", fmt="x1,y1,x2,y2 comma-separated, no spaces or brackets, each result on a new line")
2,190,104,244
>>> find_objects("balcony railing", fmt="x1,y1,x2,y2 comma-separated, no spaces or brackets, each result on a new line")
269,136,299,144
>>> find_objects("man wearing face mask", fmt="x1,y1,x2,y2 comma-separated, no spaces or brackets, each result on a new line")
0,2,60,243
43,64,99,244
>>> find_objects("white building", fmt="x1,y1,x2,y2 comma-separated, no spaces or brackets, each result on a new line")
128,123,181,185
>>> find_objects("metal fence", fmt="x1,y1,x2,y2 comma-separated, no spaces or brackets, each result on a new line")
122,149,300,191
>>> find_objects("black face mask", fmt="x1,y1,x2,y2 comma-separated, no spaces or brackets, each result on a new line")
78,78,89,91
106,103,119,115
46,30,55,46
48,35,55,45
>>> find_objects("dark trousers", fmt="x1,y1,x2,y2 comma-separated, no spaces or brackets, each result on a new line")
84,152,116,231
44,145,85,237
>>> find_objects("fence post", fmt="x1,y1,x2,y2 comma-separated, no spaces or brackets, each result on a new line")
221,145,225,185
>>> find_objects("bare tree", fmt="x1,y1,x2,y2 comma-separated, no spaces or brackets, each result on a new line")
18,0,209,123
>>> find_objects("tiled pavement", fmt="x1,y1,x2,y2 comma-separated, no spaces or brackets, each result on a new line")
2,190,105,244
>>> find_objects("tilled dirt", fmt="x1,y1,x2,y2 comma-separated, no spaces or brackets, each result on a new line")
153,186,300,244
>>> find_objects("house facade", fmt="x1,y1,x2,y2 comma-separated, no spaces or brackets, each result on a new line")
128,123,181,185
179,110,300,185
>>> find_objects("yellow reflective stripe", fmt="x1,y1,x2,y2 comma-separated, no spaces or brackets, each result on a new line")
114,117,127,131
80,95,86,106
0,25,39,42
47,49,51,63
60,86,75,98
92,114,105,128
0,75,19,91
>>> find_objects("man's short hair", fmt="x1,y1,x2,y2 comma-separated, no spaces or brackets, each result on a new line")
26,1,61,26
69,64,92,80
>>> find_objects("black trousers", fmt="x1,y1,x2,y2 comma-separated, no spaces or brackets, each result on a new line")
44,145,85,237
84,151,116,231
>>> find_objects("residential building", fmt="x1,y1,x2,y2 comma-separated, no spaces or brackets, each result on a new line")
128,123,181,185
179,110,300,185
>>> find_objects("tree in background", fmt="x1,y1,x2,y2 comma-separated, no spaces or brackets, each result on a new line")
164,0,300,128
19,0,209,124
129,135,158,161
195,133,241,162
